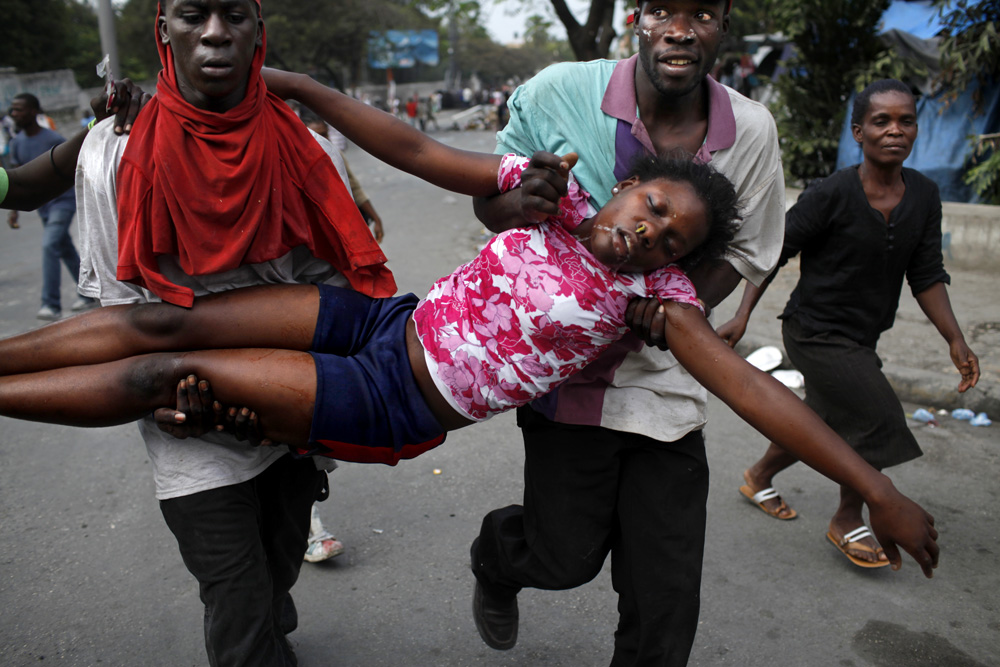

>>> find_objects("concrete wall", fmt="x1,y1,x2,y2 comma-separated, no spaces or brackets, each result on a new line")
942,201,1000,273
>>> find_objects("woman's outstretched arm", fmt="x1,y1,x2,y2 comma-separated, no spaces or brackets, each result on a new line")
262,68,503,197
659,300,940,578
0,284,320,377
914,282,980,392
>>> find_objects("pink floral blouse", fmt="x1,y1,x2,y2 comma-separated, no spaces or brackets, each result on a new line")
412,155,703,421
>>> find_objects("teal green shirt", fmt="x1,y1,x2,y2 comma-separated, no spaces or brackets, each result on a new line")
0,167,8,206
495,59,620,208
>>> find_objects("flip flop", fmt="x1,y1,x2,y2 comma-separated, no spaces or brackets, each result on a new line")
826,526,890,569
738,471,797,520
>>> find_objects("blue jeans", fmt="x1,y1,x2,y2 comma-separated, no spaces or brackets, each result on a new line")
40,207,85,310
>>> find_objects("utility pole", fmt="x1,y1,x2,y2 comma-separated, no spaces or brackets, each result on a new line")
96,0,120,80
445,0,460,91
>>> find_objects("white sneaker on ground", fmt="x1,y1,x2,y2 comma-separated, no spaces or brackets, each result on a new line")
71,297,97,312
304,505,345,562
37,305,61,320
304,537,345,562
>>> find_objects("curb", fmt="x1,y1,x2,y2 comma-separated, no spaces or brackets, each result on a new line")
734,334,1000,418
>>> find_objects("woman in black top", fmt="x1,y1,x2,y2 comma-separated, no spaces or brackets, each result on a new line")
719,79,980,568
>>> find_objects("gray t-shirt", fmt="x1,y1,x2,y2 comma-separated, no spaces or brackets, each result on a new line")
76,121,350,499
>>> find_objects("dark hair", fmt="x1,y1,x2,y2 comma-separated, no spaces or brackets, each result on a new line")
626,151,741,271
298,107,323,127
851,79,915,127
13,93,41,112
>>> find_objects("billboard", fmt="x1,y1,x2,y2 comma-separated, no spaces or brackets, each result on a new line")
368,30,440,69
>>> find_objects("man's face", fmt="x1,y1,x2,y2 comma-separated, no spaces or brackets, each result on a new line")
158,0,263,112
634,0,729,100
9,99,37,131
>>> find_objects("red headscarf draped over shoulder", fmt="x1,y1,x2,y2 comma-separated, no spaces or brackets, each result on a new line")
115,0,395,306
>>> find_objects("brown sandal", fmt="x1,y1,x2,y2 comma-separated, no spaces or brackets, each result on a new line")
826,526,890,568
738,470,797,520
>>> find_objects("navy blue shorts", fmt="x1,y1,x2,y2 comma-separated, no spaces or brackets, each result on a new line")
301,284,446,465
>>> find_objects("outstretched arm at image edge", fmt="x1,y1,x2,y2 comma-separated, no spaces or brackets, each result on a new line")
4,79,151,211
262,68,501,197
661,301,940,577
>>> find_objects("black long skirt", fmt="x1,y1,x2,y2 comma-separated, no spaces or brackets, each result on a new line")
781,315,922,471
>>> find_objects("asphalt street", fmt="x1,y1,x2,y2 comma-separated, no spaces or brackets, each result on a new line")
0,128,997,666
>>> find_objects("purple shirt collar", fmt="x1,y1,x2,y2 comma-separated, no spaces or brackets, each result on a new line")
600,55,737,163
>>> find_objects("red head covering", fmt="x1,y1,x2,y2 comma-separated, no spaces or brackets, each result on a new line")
115,1,395,307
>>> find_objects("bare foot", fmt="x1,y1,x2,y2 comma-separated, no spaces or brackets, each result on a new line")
739,469,797,520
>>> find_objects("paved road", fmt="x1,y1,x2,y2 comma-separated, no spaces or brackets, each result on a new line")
0,129,997,666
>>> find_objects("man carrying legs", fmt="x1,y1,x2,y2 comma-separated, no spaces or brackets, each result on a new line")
74,2,393,665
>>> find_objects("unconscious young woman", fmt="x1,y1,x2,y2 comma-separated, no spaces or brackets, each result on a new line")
0,74,940,577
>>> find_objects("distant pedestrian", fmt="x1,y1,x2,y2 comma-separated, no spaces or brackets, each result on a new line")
406,94,420,129
718,79,979,568
6,93,95,319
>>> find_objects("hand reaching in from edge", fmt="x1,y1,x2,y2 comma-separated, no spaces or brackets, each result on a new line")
91,78,153,135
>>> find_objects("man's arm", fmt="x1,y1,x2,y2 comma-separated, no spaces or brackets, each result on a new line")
625,259,744,350
914,282,980,392
3,80,151,212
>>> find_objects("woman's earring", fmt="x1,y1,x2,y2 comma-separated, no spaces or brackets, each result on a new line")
612,187,620,194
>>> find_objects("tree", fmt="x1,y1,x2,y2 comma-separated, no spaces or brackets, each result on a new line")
116,0,161,83
505,0,618,61
935,0,1000,204
767,0,890,185
0,0,102,87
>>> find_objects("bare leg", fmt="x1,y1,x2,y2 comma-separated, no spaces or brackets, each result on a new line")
0,284,321,376
743,442,798,519
829,484,889,565
0,349,317,446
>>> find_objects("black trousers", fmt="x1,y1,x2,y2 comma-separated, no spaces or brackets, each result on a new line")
160,454,326,667
473,406,708,667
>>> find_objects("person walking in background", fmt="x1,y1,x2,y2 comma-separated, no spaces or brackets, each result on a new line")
718,78,979,567
405,94,420,129
300,108,386,243
7,93,96,320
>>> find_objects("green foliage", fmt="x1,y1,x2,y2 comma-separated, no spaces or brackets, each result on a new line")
0,0,103,88
725,0,779,41
117,0,161,83
935,0,1000,112
964,134,1000,205
934,0,999,203
507,0,618,61
767,0,890,185
853,47,928,92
